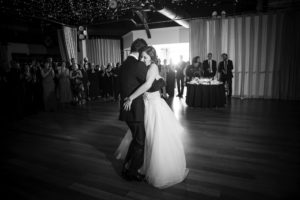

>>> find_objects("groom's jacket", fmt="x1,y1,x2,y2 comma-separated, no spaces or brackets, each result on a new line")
119,56,148,122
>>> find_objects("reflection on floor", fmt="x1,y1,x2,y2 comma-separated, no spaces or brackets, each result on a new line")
3,96,300,200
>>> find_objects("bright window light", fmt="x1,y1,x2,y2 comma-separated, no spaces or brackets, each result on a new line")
152,43,189,65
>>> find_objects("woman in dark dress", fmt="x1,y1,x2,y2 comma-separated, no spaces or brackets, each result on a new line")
22,63,34,114
106,63,114,100
79,63,89,102
41,61,56,111
112,62,121,101
31,61,43,112
57,61,72,104
87,63,100,100
102,63,114,100
98,64,106,98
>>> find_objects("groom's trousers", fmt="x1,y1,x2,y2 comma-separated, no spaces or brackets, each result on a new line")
124,121,146,175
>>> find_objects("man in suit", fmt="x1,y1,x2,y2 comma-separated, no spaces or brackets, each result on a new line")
218,53,234,97
166,59,175,97
119,38,148,181
202,53,217,78
176,55,186,98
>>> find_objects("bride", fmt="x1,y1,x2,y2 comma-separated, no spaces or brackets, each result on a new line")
115,46,188,189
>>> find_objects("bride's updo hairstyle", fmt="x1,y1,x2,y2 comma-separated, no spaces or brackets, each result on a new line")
140,46,158,65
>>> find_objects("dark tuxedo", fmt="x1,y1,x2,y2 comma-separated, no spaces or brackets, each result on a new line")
218,59,234,96
176,61,186,97
119,55,148,177
202,59,217,78
166,65,175,97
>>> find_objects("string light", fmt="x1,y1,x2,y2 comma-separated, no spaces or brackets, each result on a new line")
0,0,237,25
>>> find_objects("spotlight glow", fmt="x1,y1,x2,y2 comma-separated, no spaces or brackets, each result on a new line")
152,43,189,65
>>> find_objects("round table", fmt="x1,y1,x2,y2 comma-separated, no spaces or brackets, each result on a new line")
186,83,226,108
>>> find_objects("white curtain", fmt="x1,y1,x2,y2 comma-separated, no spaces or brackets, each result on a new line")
123,48,130,61
57,26,78,63
190,11,300,100
86,38,121,66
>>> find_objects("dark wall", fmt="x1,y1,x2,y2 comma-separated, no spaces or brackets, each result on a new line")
0,16,61,60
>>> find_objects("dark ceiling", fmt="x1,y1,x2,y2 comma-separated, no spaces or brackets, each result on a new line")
0,0,299,39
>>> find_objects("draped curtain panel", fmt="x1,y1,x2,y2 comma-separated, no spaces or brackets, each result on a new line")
57,29,68,62
57,26,78,63
86,38,121,66
190,11,300,100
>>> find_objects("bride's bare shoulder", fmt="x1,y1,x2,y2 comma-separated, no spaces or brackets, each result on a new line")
148,63,159,72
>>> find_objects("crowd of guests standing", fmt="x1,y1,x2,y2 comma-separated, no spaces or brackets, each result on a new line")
0,52,233,122
0,56,121,122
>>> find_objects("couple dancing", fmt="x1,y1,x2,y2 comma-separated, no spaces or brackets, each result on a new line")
115,38,188,189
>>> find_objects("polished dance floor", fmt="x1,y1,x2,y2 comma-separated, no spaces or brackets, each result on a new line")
3,97,300,200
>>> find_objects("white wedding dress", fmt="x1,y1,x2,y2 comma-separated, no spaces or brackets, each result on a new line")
115,80,188,189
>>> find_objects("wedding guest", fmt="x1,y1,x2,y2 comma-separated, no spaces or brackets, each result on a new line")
22,63,34,114
79,62,89,102
112,62,121,101
176,55,186,98
47,57,53,70
95,64,100,72
70,63,84,105
186,56,201,83
160,59,168,98
52,61,60,100
31,61,43,112
166,59,176,97
87,63,100,100
57,61,72,104
41,61,56,111
98,64,106,98
203,53,217,78
103,63,114,100
83,57,89,70
218,53,234,97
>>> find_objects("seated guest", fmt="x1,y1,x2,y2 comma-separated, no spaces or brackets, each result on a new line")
186,56,201,83
203,53,217,78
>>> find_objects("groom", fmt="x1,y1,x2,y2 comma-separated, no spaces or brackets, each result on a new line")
119,38,148,181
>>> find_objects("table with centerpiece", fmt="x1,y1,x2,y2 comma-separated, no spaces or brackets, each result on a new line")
186,78,226,108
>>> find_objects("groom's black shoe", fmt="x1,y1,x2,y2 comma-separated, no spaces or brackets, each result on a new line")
133,173,145,182
122,171,145,182
121,169,131,181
